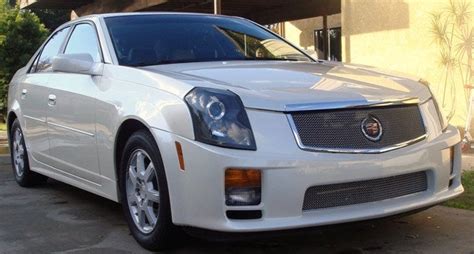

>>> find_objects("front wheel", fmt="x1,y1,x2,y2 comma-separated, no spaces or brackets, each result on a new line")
119,130,178,251
10,119,47,187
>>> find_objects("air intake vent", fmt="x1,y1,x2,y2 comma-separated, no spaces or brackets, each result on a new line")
303,171,428,211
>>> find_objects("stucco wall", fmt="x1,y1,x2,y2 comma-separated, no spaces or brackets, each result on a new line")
341,0,473,128
284,14,341,51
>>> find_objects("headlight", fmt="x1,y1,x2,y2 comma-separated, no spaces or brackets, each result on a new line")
419,79,448,131
185,87,256,150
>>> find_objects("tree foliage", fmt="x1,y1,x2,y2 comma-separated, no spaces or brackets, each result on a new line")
0,1,48,115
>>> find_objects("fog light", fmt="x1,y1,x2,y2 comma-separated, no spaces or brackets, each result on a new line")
225,169,261,206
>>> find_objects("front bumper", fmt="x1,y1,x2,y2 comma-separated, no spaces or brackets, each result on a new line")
151,109,463,233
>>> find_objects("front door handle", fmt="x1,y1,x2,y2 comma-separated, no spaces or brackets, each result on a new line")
21,89,27,99
48,94,57,106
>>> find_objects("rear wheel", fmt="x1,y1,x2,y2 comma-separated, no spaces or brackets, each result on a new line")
10,119,47,187
119,130,178,251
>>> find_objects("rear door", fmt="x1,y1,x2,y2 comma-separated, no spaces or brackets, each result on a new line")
46,22,103,184
20,27,70,163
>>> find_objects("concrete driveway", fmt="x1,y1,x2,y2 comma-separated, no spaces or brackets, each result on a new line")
0,160,473,254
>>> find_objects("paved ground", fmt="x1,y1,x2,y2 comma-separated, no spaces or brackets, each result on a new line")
0,161,474,254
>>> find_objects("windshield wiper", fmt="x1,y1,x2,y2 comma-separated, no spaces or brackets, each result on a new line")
130,59,195,67
130,57,303,67
244,57,301,61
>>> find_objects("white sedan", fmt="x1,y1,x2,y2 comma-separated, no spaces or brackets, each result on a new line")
7,13,463,250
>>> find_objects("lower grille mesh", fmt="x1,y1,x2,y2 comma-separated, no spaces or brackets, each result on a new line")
303,171,428,211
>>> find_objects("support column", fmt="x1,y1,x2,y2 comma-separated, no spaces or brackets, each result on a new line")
322,15,329,60
214,0,221,14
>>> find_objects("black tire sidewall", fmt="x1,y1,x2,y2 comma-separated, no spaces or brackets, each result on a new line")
119,130,175,251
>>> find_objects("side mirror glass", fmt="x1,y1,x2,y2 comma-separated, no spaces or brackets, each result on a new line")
52,54,103,76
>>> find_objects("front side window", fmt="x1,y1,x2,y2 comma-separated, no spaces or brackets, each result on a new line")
34,27,70,73
64,24,101,62
105,15,312,67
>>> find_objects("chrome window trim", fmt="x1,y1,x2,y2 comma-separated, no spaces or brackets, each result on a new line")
286,99,428,154
285,97,421,112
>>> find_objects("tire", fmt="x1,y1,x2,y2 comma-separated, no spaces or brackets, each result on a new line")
119,130,178,251
10,118,47,187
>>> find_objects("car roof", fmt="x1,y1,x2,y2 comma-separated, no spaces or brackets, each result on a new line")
58,12,245,31
79,12,236,21
54,12,245,34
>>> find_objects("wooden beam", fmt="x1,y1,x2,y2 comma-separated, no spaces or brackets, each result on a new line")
20,0,93,9
245,0,341,25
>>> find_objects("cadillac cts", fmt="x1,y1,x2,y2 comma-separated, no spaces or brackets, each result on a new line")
7,13,463,250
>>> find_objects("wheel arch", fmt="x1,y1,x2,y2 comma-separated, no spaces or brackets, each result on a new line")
114,117,161,201
7,111,18,143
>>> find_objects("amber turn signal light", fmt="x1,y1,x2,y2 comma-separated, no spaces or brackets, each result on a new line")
225,169,261,206
225,169,261,188
175,142,185,170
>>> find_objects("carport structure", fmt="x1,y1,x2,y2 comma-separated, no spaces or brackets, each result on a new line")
18,0,341,59
19,0,340,24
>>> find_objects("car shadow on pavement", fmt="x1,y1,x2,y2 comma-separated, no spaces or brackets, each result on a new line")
1,165,474,254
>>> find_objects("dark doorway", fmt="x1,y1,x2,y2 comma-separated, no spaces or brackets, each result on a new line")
314,27,341,61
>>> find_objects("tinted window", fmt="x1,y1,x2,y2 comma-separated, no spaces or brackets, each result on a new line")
35,27,70,73
105,15,311,67
64,24,101,62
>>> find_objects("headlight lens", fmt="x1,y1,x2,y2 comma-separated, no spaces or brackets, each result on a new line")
419,79,448,131
185,87,256,150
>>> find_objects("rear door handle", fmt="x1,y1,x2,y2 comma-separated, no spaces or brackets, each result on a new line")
48,94,57,106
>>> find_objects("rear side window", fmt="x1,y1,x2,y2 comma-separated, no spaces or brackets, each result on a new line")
64,24,101,62
34,27,70,73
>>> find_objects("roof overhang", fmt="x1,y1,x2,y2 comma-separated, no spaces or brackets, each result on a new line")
19,0,341,24
19,0,93,9
142,0,341,24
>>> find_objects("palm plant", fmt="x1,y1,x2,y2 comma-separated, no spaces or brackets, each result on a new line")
429,0,473,122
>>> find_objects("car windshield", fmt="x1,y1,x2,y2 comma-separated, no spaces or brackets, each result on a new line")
104,14,312,67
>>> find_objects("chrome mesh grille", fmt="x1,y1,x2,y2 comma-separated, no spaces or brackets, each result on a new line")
290,105,426,151
302,171,428,211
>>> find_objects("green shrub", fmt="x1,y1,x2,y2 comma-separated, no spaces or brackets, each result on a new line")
0,1,48,117
444,171,474,211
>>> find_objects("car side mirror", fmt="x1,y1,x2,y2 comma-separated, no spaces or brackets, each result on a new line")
52,54,103,76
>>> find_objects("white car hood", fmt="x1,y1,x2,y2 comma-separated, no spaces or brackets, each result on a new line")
143,61,431,112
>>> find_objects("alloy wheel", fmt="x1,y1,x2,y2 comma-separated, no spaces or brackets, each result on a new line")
12,129,25,177
126,149,160,234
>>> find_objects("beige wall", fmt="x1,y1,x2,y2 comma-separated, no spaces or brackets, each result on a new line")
342,0,473,128
283,14,341,51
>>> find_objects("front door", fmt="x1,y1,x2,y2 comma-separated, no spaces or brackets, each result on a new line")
46,23,103,184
